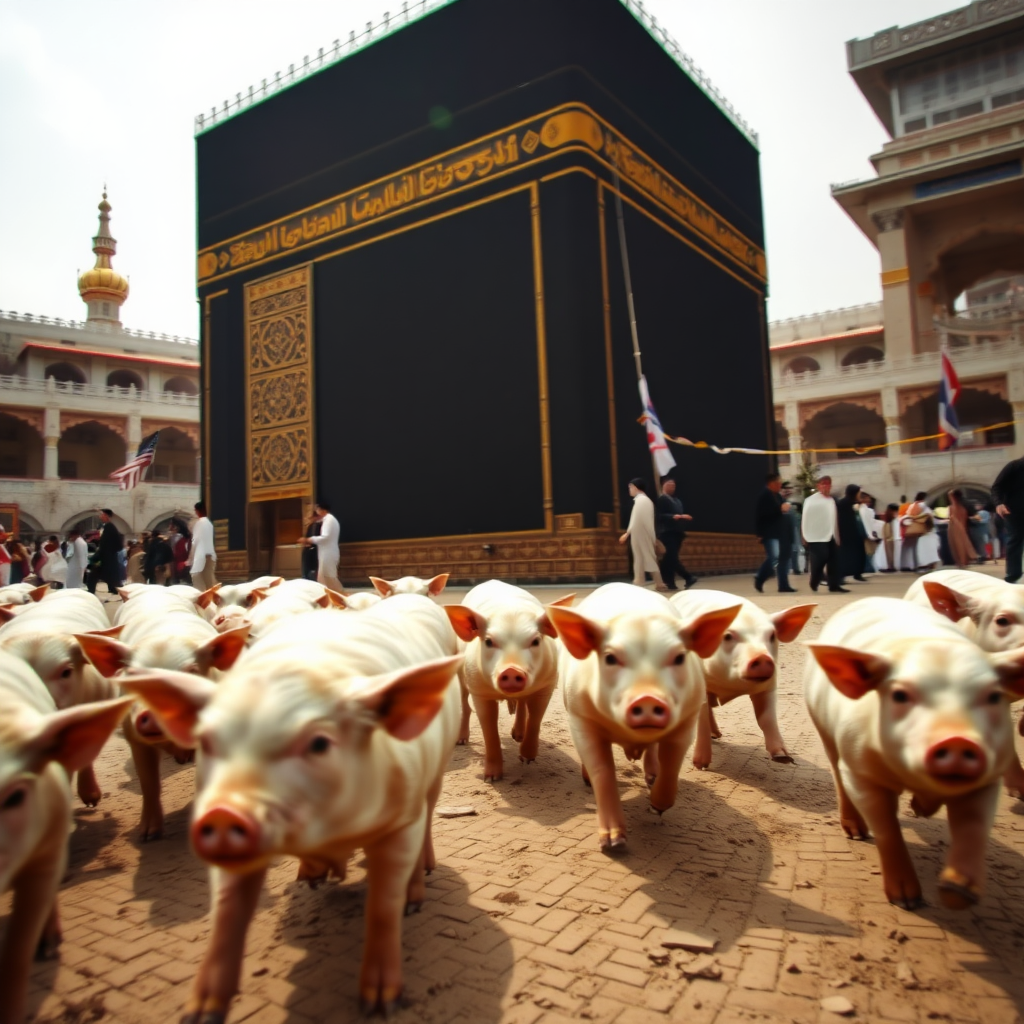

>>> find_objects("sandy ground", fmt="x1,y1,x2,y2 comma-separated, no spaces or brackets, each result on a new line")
7,567,1024,1024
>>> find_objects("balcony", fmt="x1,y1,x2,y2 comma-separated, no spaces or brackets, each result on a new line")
0,374,199,408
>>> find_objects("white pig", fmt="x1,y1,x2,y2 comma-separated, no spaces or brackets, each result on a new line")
0,649,130,1024
671,590,815,768
805,596,1024,909
547,583,739,852
445,581,572,781
369,573,449,599
120,595,463,1018
0,582,49,607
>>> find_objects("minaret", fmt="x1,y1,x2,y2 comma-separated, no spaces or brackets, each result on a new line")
78,191,129,326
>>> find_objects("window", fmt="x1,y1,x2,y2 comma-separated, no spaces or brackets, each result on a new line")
904,117,927,133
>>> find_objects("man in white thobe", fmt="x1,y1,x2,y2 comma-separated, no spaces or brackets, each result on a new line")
303,501,341,592
64,529,89,589
188,501,218,591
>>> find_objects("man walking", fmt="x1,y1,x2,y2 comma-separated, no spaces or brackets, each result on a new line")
656,476,697,591
754,473,795,594
993,456,1024,583
303,500,341,592
88,510,123,598
802,476,847,593
188,501,218,591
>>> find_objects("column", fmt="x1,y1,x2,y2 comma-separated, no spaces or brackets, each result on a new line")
873,208,916,361
127,413,142,451
43,408,61,480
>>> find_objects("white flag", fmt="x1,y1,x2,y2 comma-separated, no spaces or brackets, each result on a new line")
639,375,676,477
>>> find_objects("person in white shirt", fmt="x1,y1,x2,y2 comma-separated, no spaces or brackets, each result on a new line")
302,500,341,592
187,501,218,591
65,528,89,589
801,476,848,594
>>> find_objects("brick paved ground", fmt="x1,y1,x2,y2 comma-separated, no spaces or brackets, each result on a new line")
8,569,1024,1024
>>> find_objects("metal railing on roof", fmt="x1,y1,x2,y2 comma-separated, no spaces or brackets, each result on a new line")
0,310,197,349
193,0,758,146
0,374,199,406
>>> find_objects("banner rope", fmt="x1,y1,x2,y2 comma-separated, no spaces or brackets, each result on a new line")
637,417,1020,457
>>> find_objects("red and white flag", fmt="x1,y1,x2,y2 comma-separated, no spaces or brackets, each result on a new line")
638,376,676,477
938,349,960,451
109,431,160,491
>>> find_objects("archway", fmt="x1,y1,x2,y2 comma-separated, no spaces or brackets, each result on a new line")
107,369,145,391
61,510,132,539
44,361,87,385
57,421,126,480
902,388,1015,453
149,426,198,484
933,230,1024,313
841,346,884,367
802,402,887,460
0,411,44,477
783,356,819,376
163,376,198,396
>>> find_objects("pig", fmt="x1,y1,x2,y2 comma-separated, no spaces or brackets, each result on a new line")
0,649,130,1024
0,589,123,807
546,583,739,851
370,573,449,599
336,591,384,611
0,582,49,606
74,587,249,841
243,582,334,645
119,595,463,1018
445,580,572,781
207,576,284,611
804,596,1024,909
670,590,815,769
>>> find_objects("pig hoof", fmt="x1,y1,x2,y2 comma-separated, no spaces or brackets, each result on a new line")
197,1014,227,1024
141,828,163,843
938,868,980,909
770,752,794,764
34,934,61,961
645,773,657,787
455,737,468,746
599,830,628,854
519,756,535,765
404,900,423,916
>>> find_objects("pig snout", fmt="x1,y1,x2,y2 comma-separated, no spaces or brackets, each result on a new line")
925,737,987,785
742,654,775,681
191,805,262,867
134,708,166,740
497,664,528,695
626,694,670,730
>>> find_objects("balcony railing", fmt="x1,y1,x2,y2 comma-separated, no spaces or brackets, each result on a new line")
0,375,199,407
0,310,197,349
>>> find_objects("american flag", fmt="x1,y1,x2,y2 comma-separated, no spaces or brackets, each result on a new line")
109,431,160,491
938,349,961,451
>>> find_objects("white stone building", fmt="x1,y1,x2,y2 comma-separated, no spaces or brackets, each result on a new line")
0,194,200,541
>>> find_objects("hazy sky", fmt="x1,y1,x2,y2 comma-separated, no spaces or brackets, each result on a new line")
0,0,947,339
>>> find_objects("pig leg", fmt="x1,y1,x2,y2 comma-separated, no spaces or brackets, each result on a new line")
127,733,165,841
362,821,425,1013
845,771,922,909
570,723,626,850
750,689,792,763
692,702,714,770
457,679,471,746
649,732,691,814
1003,754,1024,799
511,700,527,743
518,685,555,763
183,867,266,1024
422,768,445,876
643,744,659,786
938,783,1000,909
809,718,868,839
472,694,504,782
76,763,103,807
707,696,723,739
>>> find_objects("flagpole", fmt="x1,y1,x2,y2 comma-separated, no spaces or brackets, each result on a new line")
611,159,662,495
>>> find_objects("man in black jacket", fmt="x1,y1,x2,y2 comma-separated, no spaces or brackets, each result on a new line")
993,456,1024,583
90,508,123,598
656,476,697,591
754,473,796,594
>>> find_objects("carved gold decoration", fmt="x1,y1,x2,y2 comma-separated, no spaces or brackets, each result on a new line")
555,513,584,532
142,419,199,448
245,265,315,503
3,408,44,436
799,394,883,430
60,412,127,441
881,267,910,287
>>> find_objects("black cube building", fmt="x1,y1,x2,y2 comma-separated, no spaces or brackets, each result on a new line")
197,0,771,582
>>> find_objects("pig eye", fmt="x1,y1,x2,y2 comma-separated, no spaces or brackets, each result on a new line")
996,616,1012,628
60,667,73,679
2,786,26,811
891,689,910,704
768,632,776,644
307,734,332,756
604,653,621,666
723,632,734,643
531,637,541,648
672,653,685,666
484,638,495,648
987,691,1003,705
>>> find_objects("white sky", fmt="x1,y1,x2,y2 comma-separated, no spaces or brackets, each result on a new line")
0,0,947,340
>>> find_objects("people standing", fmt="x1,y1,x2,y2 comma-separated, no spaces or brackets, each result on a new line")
656,476,697,591
969,503,990,564
302,500,341,592
900,491,939,573
167,518,191,584
802,476,846,593
187,501,218,591
619,478,660,588
879,503,900,572
301,506,321,582
858,494,881,574
946,489,977,569
753,473,795,594
992,456,1024,583
41,535,68,589
836,484,865,583
64,529,88,590
88,509,123,597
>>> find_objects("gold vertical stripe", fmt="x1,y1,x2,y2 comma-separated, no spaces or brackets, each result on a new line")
530,181,554,533
597,182,622,532
202,289,229,512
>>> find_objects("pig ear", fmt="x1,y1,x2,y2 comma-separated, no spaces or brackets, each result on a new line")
245,587,269,608
267,576,284,588
549,593,577,608
86,624,126,639
807,644,892,700
74,633,134,678
427,573,450,597
770,604,817,644
28,584,50,602
322,590,347,610
314,593,332,609
119,670,217,748
444,605,487,643
117,587,133,602
195,625,250,673
356,654,463,740
369,576,394,597
26,696,133,774
921,581,982,626
545,606,606,660
196,585,223,610
535,595,576,637
0,606,19,623
990,648,1024,697
680,605,742,659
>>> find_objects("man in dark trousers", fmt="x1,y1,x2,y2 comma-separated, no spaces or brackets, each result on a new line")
993,456,1024,583
754,473,796,594
656,476,697,591
89,509,123,598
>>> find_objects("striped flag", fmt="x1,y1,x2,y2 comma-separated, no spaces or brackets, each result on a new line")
638,375,677,477
938,349,961,451
109,431,160,491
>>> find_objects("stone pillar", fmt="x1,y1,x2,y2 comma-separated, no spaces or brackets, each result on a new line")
873,208,916,362
127,413,142,451
44,436,60,479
